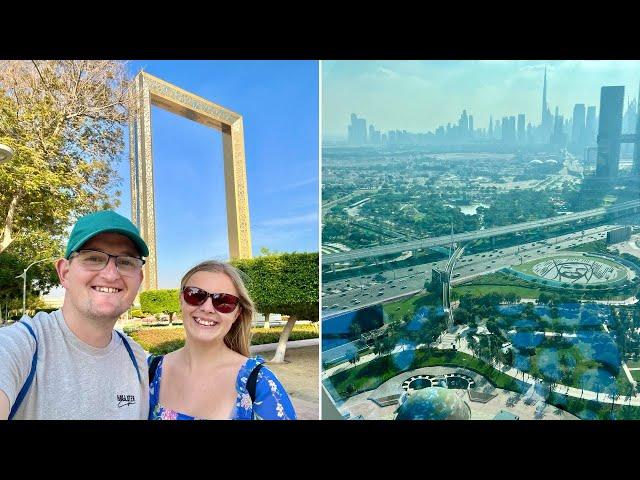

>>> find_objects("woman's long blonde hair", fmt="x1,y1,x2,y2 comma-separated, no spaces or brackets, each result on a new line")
180,260,254,357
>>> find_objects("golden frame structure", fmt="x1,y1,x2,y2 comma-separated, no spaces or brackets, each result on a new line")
129,71,252,291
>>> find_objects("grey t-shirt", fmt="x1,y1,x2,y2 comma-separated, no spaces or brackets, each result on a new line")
0,310,149,420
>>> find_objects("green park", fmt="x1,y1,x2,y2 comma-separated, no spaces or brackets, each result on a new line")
323,241,640,420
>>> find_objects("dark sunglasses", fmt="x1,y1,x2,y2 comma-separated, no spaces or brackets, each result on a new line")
182,286,241,314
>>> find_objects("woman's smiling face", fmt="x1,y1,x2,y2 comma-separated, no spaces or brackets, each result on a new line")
181,270,241,344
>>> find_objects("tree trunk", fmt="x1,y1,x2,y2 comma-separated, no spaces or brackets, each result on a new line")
0,194,20,254
263,312,270,330
271,315,297,363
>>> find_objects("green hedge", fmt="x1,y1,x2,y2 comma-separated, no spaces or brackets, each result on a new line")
140,289,179,321
232,252,318,321
328,349,522,398
129,324,318,355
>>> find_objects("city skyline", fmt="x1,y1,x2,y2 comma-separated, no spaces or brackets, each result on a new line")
323,61,640,139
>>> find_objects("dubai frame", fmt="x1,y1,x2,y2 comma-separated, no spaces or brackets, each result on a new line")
129,72,252,291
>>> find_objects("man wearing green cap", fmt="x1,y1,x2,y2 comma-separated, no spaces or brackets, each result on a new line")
0,211,150,419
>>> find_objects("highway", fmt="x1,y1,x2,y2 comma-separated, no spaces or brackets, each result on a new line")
322,225,616,317
322,200,640,265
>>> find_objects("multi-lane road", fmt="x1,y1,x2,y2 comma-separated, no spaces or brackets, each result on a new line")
322,225,617,317
322,200,640,265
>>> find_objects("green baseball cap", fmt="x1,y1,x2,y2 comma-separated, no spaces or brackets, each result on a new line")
65,210,149,259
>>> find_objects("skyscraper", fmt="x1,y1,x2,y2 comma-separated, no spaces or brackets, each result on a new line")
488,115,493,138
596,86,625,178
468,115,474,138
551,107,566,146
502,116,516,143
541,67,554,140
459,110,469,138
348,113,367,145
621,97,638,157
571,104,586,151
634,83,640,174
585,106,597,145
517,114,525,143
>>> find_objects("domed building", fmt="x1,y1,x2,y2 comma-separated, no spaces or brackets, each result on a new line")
395,387,471,420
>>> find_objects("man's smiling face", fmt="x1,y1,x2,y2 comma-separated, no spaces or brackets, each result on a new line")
56,232,144,323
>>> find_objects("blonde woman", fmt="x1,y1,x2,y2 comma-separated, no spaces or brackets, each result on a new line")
147,260,296,420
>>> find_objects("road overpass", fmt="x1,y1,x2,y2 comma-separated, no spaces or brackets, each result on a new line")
322,200,640,265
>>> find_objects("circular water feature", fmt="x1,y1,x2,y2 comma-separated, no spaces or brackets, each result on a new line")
409,378,432,390
446,374,475,389
402,373,475,392
402,375,434,391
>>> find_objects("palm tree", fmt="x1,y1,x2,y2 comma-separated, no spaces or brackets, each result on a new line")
610,390,621,414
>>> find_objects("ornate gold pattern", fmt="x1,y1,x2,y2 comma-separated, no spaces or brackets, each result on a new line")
129,72,252,291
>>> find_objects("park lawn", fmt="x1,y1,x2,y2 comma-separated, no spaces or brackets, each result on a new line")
519,341,632,394
382,291,440,323
327,349,522,399
453,284,544,300
129,324,318,355
455,271,633,302
548,391,640,420
626,359,640,368
565,240,609,254
631,370,640,382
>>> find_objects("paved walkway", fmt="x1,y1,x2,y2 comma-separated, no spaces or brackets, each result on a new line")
250,338,318,354
257,343,319,420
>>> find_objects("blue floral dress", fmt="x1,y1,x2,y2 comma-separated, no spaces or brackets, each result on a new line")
148,355,296,420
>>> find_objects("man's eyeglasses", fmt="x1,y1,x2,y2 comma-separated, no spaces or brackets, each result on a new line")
70,249,145,277
182,286,240,314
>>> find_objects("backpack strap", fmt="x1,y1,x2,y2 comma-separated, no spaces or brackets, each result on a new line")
116,331,142,384
148,355,163,386
247,363,264,403
9,322,38,420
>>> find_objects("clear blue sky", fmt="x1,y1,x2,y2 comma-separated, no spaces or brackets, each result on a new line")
117,60,318,289
323,60,640,138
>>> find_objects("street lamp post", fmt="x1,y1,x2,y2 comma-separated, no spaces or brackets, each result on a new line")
16,258,55,317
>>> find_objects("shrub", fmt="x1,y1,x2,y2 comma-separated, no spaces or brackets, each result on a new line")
140,289,180,323
129,324,318,355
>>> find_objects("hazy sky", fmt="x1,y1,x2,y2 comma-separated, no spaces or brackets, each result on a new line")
322,60,640,138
